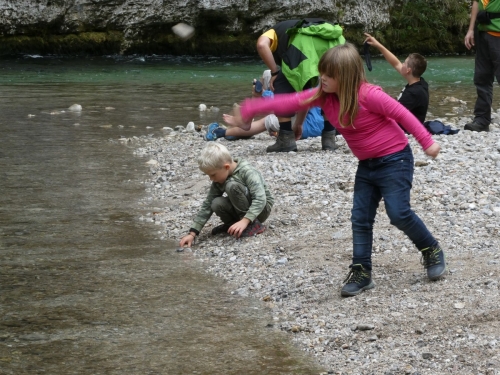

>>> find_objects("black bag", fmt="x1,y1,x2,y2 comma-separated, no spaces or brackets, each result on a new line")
476,10,500,25
477,11,492,25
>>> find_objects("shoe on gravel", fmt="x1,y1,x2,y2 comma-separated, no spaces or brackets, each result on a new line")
341,264,375,297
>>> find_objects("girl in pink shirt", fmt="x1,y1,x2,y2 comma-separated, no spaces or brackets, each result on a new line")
228,43,447,296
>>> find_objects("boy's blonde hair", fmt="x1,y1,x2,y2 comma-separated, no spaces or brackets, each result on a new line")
198,142,233,171
309,43,367,128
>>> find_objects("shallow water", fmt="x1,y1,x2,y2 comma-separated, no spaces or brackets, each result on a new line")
0,55,327,375
0,54,491,374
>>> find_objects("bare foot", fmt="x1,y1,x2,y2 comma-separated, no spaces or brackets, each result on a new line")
222,114,236,126
223,105,251,131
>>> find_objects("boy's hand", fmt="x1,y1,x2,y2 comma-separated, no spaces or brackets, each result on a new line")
424,142,440,158
363,33,381,49
228,218,251,238
179,233,195,247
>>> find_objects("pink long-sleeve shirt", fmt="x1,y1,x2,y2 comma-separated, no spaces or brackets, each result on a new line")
240,83,434,160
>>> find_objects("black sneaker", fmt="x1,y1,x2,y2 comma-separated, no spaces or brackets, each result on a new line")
464,121,489,132
341,264,375,297
421,246,447,280
211,223,231,235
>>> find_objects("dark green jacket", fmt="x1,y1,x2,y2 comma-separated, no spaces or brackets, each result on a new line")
191,158,274,232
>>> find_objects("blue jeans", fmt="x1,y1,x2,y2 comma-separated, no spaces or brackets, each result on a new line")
350,145,438,270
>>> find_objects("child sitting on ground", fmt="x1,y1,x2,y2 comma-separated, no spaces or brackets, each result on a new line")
205,70,326,144
179,142,274,247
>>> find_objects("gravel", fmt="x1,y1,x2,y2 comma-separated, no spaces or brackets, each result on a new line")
132,107,500,375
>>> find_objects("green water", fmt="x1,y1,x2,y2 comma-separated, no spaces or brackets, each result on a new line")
0,54,481,123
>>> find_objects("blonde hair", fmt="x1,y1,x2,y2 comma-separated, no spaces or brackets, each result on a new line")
198,142,233,171
309,43,367,128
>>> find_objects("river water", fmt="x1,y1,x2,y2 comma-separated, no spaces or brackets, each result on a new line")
0,54,485,374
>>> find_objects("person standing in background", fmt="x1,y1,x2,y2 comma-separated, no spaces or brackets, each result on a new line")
464,0,500,132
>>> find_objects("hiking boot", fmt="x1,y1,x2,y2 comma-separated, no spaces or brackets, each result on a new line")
341,264,375,297
321,130,338,151
204,122,220,141
211,223,231,235
464,121,489,132
266,129,297,153
420,246,447,280
240,219,266,237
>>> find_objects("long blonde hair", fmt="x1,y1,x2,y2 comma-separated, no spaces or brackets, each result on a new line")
309,43,367,128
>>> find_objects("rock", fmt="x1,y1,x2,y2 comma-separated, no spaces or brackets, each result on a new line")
357,324,375,331
186,122,195,132
68,104,82,112
133,112,500,374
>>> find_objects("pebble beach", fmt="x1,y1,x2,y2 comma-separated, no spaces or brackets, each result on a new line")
131,103,500,375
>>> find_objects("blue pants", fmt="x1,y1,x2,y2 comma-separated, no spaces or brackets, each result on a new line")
350,145,438,270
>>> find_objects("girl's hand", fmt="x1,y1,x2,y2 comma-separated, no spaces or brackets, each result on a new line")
424,142,440,158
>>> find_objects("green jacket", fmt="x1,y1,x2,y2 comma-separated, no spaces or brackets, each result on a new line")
282,21,345,92
191,158,274,232
478,0,500,33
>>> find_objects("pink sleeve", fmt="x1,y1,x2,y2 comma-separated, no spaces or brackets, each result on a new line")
362,85,434,151
240,89,319,122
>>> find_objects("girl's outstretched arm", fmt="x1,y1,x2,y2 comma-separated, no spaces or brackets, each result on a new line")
238,89,319,125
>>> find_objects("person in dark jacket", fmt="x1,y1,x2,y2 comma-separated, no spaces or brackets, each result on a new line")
364,33,429,124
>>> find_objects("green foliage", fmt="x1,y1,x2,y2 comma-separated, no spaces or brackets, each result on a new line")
381,0,471,54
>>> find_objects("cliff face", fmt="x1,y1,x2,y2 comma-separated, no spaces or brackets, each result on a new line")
0,1,468,56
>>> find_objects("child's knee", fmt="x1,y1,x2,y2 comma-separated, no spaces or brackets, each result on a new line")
225,180,248,197
211,196,226,213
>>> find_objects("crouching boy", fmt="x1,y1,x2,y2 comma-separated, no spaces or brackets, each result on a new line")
179,142,274,247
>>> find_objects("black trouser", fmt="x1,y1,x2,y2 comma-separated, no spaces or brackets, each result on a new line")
473,30,500,126
273,71,313,131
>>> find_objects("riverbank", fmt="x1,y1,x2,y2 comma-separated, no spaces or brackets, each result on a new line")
133,111,500,374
